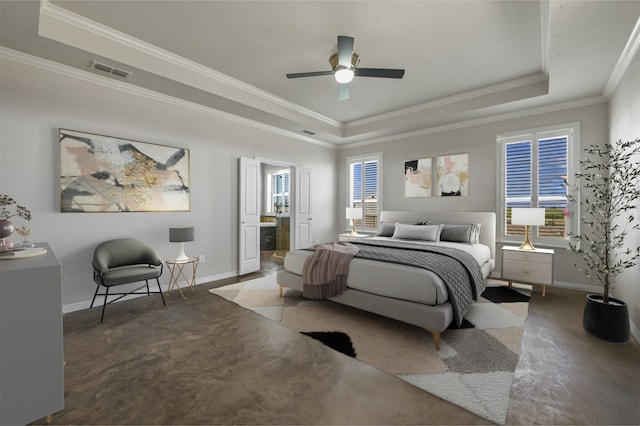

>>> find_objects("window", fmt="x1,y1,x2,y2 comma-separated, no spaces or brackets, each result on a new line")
266,168,289,214
497,123,579,248
347,153,383,232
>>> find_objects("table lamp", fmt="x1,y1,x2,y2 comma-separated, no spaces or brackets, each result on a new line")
511,208,545,250
169,227,194,261
346,207,363,236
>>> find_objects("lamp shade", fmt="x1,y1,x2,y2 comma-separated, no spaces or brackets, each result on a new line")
169,227,195,243
511,208,545,226
346,207,362,220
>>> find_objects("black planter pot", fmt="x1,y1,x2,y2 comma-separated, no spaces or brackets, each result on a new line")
583,294,630,343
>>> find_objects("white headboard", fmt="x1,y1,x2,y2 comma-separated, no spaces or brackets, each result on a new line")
379,210,497,259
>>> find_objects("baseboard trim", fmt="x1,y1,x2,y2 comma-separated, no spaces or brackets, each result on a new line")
62,270,238,313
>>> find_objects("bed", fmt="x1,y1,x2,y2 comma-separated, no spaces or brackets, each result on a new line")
276,210,496,350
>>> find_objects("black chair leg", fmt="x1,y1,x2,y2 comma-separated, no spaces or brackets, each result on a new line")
146,280,151,295
90,284,100,309
100,286,109,323
156,278,166,306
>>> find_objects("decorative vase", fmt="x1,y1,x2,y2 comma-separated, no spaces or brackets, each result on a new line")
0,219,15,252
583,294,630,343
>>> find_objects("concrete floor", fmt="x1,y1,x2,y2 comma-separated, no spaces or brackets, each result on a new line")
35,254,639,425
506,285,639,425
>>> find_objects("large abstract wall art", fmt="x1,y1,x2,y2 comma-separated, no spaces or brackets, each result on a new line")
436,153,468,197
59,129,190,212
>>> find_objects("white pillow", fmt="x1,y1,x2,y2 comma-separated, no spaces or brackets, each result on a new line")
392,223,443,241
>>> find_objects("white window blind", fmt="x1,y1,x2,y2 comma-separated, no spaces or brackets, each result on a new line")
347,153,382,232
498,123,579,248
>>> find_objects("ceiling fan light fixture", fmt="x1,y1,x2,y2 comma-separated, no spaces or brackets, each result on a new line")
285,36,404,101
335,67,354,83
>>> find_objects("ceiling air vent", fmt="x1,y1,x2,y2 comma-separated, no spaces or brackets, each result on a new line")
91,61,132,79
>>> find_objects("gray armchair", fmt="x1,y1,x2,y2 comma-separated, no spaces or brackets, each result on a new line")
91,238,165,322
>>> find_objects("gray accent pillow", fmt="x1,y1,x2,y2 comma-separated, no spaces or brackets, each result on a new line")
424,222,482,244
378,221,396,237
392,223,443,241
440,224,474,243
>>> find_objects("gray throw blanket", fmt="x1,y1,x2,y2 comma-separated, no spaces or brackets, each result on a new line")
351,239,486,327
302,242,360,299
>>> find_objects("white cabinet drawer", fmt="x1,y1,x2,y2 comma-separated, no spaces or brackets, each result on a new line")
501,246,554,295
503,260,553,285
503,250,553,265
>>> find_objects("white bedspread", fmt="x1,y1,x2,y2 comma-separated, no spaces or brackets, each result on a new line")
284,238,493,306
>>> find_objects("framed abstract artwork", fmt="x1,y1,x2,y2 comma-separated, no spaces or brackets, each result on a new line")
436,153,468,197
404,157,432,197
59,129,190,212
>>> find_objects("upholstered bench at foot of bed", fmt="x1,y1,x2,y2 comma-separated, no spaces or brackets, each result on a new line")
276,269,452,350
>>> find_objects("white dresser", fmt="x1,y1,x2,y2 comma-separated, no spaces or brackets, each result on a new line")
501,245,554,297
0,243,64,424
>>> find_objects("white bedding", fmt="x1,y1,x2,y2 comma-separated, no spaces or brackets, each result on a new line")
284,237,493,306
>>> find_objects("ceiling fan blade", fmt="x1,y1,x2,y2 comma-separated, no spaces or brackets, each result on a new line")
355,68,405,79
338,83,350,101
337,35,354,67
286,71,334,79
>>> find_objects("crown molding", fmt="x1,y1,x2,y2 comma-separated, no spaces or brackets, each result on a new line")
339,95,606,150
0,46,607,153
603,15,640,97
37,0,342,132
540,0,550,75
346,72,549,129
0,47,336,150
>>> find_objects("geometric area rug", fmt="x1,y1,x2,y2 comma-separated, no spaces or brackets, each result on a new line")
210,276,530,425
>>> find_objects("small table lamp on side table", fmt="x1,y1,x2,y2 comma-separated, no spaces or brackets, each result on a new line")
167,227,197,299
511,207,545,250
169,227,194,261
346,207,363,236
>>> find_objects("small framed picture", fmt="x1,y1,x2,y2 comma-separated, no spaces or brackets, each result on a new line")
404,158,432,197
436,153,468,197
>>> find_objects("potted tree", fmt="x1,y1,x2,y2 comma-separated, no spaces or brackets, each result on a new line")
568,139,640,343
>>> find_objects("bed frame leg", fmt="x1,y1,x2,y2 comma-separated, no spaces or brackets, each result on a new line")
426,329,441,351
278,285,283,297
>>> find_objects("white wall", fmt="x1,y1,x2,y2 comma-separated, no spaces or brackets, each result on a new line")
609,47,640,339
338,101,609,287
0,52,338,308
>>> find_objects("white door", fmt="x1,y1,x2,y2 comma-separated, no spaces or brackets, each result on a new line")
239,157,260,275
294,167,312,249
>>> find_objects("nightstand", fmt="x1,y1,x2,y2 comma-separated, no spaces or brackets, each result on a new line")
501,246,554,297
338,233,371,242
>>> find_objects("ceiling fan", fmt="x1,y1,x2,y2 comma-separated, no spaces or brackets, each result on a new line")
286,35,405,101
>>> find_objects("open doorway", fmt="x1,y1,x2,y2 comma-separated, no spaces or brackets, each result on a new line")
239,157,311,275
260,163,291,263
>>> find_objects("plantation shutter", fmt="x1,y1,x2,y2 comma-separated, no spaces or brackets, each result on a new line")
352,162,363,202
538,137,568,209
505,141,532,209
349,157,380,230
